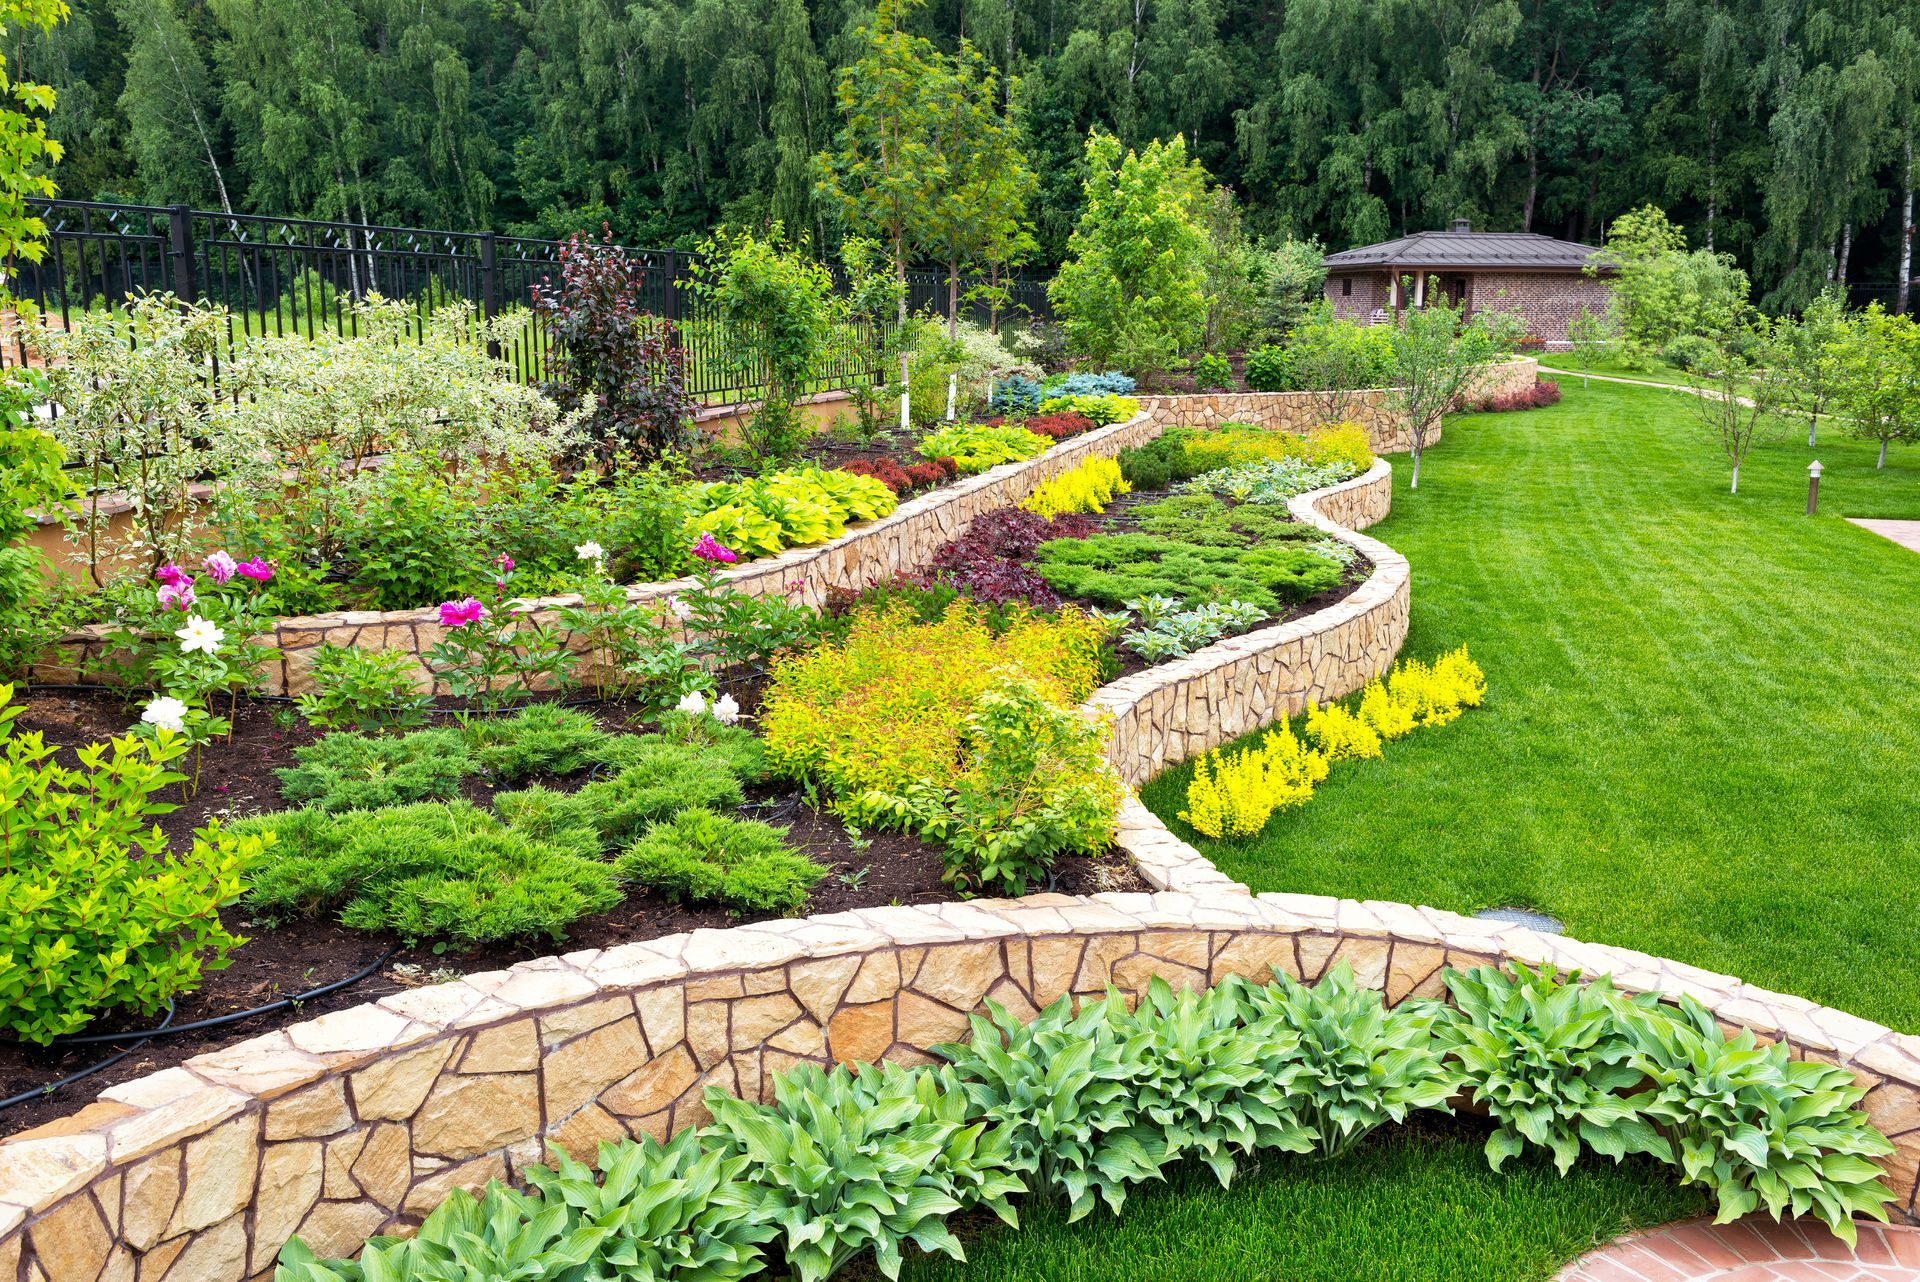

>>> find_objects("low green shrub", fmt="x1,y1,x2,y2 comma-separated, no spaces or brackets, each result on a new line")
463,703,611,781
617,807,825,914
496,742,746,851
0,686,259,1043
705,1061,1024,1282
237,801,620,946
275,1130,775,1282
1192,352,1234,390
1031,532,1345,613
591,720,770,784
1244,342,1295,391
276,727,474,812
1132,492,1322,547
293,646,434,735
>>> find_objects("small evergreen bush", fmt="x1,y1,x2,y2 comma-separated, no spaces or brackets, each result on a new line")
618,807,824,914
276,727,474,812
463,703,611,781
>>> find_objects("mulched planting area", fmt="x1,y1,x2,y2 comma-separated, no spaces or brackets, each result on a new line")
1,687,1145,1136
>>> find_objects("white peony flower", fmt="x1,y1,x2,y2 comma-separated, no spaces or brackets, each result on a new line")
675,689,709,718
575,540,605,562
666,596,693,621
175,615,226,655
141,696,188,733
712,693,741,725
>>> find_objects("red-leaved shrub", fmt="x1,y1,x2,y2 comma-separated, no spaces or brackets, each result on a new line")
840,455,959,496
1022,411,1097,441
1476,379,1561,413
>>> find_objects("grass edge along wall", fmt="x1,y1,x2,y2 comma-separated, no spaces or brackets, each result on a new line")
5,428,1920,1282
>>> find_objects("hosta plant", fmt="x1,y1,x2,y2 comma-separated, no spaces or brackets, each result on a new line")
1620,995,1896,1243
703,1061,1024,1281
1440,964,1666,1174
1112,977,1316,1186
276,1130,773,1281
934,994,1164,1222
1225,963,1457,1157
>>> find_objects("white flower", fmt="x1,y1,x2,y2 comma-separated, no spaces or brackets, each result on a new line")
712,694,741,725
141,696,188,733
666,596,693,621
675,689,709,718
574,540,605,562
175,615,226,655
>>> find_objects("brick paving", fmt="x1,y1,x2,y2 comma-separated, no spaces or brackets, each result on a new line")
1557,1219,1920,1280
1848,519,1920,555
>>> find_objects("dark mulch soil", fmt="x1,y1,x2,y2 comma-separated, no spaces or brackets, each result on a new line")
0,688,1145,1136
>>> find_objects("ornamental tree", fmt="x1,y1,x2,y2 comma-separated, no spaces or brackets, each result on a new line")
1831,303,1920,469
1775,288,1852,446
1685,324,1788,493
1591,205,1751,357
1565,301,1623,387
1049,129,1211,378
1385,286,1512,488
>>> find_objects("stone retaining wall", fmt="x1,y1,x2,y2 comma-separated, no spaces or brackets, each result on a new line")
1136,356,1540,454
9,407,1919,1282
1089,459,1404,787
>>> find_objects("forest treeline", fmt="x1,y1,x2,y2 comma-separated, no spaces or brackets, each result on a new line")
20,0,1920,310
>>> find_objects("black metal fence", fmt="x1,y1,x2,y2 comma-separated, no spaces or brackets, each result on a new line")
1844,282,1917,316
10,199,1053,402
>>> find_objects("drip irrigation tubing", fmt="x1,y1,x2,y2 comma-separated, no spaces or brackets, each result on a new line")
21,682,608,717
0,947,397,1112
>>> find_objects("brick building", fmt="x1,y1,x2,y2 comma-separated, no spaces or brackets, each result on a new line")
1322,220,1616,347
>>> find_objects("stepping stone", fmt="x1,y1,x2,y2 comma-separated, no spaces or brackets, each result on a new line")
1848,519,1920,554
1556,1218,1920,1280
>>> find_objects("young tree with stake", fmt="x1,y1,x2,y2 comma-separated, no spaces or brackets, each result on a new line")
1685,323,1788,493
1386,282,1512,488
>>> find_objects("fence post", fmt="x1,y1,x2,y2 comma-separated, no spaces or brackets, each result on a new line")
478,232,501,357
166,205,196,304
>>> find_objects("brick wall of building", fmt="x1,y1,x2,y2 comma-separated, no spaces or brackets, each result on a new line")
1470,272,1613,346
1326,272,1388,322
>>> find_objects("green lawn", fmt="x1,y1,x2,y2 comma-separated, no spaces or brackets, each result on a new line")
1141,380,1920,1029
854,1120,1703,1282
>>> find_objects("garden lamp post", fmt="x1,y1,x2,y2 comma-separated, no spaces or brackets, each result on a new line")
1807,459,1823,515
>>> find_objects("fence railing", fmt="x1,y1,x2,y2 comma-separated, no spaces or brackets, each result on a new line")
10,199,1053,402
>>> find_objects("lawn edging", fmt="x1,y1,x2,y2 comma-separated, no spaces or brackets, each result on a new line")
7,402,1919,1281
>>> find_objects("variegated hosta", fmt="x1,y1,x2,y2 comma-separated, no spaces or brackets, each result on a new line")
1110,977,1317,1187
934,994,1166,1222
702,1061,1024,1282
273,1129,773,1281
1620,995,1896,1245
1440,963,1666,1174
1225,962,1459,1158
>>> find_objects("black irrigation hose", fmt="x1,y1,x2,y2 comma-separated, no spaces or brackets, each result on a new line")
20,682,609,718
0,947,398,1112
51,947,401,1046
0,1001,177,1111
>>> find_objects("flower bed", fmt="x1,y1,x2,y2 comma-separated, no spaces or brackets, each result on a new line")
5,447,1919,1282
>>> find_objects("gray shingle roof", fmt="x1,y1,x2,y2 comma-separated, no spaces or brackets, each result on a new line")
1323,230,1604,271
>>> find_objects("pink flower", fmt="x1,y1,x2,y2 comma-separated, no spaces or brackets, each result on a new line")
692,532,738,564
155,563,190,588
438,597,487,629
157,580,197,611
236,558,274,583
204,550,238,584
496,553,515,573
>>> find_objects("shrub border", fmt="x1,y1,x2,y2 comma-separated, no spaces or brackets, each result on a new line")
7,374,1920,1282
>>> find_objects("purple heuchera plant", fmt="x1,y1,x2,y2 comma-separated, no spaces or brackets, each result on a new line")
923,509,1097,608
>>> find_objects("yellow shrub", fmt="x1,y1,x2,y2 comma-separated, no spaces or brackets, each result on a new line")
1308,421,1375,472
1022,455,1131,519
1357,680,1417,741
1434,646,1487,708
1305,701,1383,761
1384,647,1486,728
1178,722,1328,839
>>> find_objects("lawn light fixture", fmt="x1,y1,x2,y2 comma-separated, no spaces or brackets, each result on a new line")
1807,459,1822,515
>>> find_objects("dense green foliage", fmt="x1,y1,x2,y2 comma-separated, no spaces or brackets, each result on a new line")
27,0,1920,302
0,685,258,1043
616,807,825,913
1141,380,1920,1030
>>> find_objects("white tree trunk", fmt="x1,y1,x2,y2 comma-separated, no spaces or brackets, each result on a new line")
1899,134,1915,317
1730,461,1739,493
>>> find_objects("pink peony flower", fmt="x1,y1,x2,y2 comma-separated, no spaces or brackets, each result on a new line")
204,550,238,584
155,563,190,588
496,553,515,573
157,580,197,611
236,557,274,582
438,597,487,629
691,532,738,564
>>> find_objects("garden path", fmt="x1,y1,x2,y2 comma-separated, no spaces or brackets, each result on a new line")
1556,1219,1920,1280
1847,519,1920,554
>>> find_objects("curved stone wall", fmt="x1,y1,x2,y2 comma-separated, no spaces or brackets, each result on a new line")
8,425,1919,1282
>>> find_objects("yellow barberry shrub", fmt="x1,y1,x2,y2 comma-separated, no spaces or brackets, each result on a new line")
1308,421,1375,471
1021,455,1131,519
1433,646,1487,709
1305,700,1383,761
1178,721,1329,839
1356,679,1417,741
